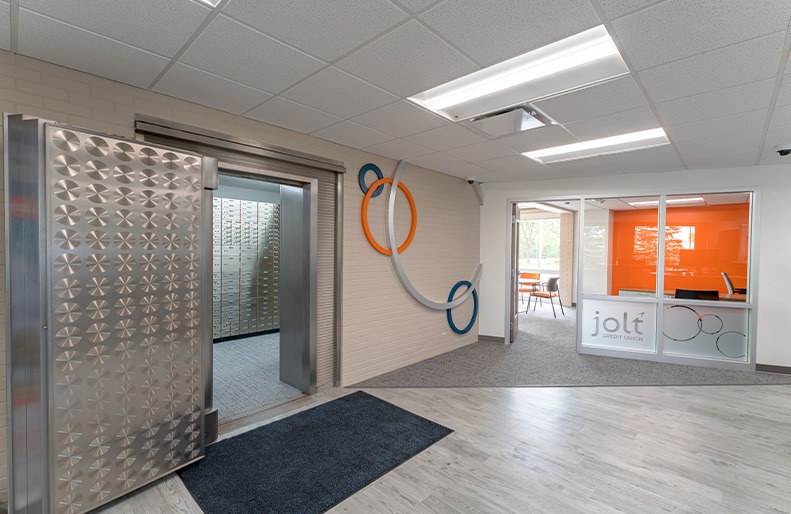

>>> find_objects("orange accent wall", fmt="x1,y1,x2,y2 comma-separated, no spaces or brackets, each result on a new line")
610,204,749,295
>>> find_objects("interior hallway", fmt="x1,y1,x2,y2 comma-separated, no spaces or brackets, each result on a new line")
97,384,791,513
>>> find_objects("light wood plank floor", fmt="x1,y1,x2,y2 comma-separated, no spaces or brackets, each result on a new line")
98,385,791,513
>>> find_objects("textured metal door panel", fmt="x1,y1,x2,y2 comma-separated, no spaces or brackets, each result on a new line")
45,125,204,513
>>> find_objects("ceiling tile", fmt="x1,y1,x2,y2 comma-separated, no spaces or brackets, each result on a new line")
337,20,477,97
351,100,448,138
420,0,599,66
223,0,407,62
597,0,664,20
776,75,791,106
446,167,507,182
409,152,488,178
682,150,759,170
281,67,399,119
667,109,768,144
393,0,437,13
612,0,791,70
154,63,271,115
564,106,659,141
759,125,791,164
604,145,685,173
763,124,791,148
675,131,762,159
541,156,621,178
497,125,578,153
18,9,169,88
403,123,486,151
534,76,648,124
443,140,516,163
20,0,211,57
312,120,394,148
180,15,325,93
477,170,531,182
770,104,791,128
476,154,550,175
653,78,775,126
0,2,9,51
638,32,785,103
245,97,342,134
364,139,435,160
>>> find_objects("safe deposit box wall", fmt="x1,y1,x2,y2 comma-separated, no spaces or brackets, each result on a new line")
212,198,280,339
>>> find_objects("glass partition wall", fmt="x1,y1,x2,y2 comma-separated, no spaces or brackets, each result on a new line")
577,192,755,369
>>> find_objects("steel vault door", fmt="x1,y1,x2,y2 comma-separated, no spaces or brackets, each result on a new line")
5,115,214,513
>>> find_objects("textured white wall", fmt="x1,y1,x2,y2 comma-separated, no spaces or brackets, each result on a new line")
479,163,791,367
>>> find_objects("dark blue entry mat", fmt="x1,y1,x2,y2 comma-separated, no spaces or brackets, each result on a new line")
178,391,452,513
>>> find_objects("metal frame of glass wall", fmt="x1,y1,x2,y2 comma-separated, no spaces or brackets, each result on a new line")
574,188,759,371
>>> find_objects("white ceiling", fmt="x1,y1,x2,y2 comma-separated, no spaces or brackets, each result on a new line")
4,0,791,182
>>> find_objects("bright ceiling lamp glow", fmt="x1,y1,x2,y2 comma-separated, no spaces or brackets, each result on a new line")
409,25,628,121
523,128,669,164
628,197,704,206
196,0,221,6
517,202,567,214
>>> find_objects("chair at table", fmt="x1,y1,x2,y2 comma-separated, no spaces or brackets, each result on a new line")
528,276,564,317
518,272,541,303
675,288,720,301
720,271,746,294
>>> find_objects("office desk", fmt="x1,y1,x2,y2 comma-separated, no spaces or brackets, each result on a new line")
618,288,747,302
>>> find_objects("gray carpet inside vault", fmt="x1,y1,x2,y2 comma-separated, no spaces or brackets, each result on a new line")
213,333,302,420
353,306,791,388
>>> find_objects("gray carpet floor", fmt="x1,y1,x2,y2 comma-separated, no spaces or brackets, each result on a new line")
354,304,791,388
213,333,302,420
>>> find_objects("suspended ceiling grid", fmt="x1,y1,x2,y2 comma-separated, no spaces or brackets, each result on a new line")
2,0,790,182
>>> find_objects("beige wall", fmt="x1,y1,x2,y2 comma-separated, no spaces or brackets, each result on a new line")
559,212,574,305
0,50,481,494
342,163,480,385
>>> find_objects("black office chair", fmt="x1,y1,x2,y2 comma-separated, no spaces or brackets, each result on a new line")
721,271,746,294
675,289,720,301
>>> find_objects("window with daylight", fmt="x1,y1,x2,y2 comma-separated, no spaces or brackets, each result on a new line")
519,218,560,272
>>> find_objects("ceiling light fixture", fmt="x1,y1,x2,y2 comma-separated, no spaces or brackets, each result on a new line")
196,0,222,7
517,202,567,214
523,128,669,164
628,197,705,207
408,25,629,121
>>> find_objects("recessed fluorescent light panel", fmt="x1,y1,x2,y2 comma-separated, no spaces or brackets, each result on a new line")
196,0,221,7
517,202,567,214
523,128,669,164
408,25,628,121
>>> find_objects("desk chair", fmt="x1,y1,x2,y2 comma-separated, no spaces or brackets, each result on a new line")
675,288,720,301
721,271,747,295
528,276,564,317
518,272,541,303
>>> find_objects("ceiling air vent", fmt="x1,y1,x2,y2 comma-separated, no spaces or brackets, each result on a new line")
468,105,554,138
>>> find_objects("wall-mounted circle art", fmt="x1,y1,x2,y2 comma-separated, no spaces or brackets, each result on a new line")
358,161,482,334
